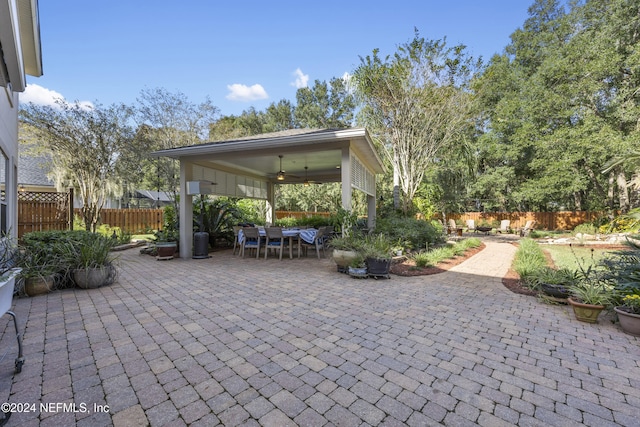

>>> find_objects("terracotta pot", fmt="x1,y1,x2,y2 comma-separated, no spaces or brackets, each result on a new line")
156,242,177,259
614,307,640,337
24,275,55,296
568,297,605,323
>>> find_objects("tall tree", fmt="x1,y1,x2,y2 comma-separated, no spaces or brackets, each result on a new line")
474,0,640,212
295,78,355,129
353,30,480,213
135,88,219,210
20,101,137,231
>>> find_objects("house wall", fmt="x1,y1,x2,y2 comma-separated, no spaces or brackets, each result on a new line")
0,89,20,238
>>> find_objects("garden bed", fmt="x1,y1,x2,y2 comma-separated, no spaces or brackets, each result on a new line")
390,243,485,276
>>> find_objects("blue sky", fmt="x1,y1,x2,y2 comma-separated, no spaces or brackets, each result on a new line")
23,1,533,117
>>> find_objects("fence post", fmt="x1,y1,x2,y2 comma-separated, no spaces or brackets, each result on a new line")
68,188,74,230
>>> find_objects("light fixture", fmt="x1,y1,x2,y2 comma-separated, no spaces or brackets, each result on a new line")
277,155,286,181
303,166,310,186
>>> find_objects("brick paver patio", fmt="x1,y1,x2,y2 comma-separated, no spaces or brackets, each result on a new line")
0,236,639,426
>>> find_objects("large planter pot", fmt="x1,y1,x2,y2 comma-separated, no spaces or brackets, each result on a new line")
0,269,21,315
568,297,605,323
73,266,113,289
156,242,177,260
366,257,391,279
614,307,640,337
332,250,358,273
24,275,55,296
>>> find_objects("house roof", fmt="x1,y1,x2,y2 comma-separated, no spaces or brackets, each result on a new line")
151,127,385,184
0,0,43,92
18,153,54,187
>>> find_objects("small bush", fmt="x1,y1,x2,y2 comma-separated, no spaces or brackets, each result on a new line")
375,214,442,250
513,238,547,286
411,237,479,268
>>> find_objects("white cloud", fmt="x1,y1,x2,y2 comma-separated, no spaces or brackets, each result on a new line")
20,84,94,109
20,84,64,107
225,83,269,101
291,68,309,89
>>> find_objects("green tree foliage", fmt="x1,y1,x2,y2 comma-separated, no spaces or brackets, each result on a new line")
473,0,640,212
135,87,219,210
353,30,480,214
20,101,137,231
295,78,355,129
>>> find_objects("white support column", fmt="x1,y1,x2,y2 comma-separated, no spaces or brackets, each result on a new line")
179,160,193,259
341,147,352,211
266,181,275,226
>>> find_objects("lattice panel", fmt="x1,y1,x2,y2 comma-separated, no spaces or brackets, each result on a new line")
350,155,375,196
18,191,69,203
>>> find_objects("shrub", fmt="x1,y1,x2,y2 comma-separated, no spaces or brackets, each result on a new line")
375,214,442,250
20,230,116,287
275,217,298,228
573,223,597,236
411,237,478,268
513,238,547,286
601,236,640,296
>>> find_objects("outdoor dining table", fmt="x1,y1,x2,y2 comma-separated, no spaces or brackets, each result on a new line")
238,228,318,259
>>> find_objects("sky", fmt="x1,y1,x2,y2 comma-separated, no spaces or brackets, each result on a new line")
22,1,534,117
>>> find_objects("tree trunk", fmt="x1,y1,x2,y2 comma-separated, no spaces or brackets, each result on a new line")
617,171,630,213
608,172,615,209
393,163,400,210
573,192,582,211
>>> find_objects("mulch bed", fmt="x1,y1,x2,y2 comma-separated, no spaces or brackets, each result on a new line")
390,243,486,277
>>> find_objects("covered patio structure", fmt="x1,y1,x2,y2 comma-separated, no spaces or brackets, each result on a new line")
151,128,385,259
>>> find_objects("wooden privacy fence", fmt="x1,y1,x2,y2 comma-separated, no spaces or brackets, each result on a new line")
20,198,606,236
75,208,164,234
446,211,609,231
275,211,331,219
18,190,73,238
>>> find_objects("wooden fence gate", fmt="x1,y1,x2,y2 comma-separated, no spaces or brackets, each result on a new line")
18,190,73,238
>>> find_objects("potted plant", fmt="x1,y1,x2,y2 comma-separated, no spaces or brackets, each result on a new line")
347,254,368,278
614,294,640,336
64,232,117,289
567,274,614,323
154,229,179,260
0,233,20,301
329,235,362,273
362,234,393,279
534,267,578,301
0,234,24,373
18,245,59,296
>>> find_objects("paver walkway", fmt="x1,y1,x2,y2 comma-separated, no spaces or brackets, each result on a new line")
0,236,639,426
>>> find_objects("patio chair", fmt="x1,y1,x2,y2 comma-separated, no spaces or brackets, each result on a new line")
301,227,328,258
232,225,242,255
241,227,262,258
264,227,287,260
466,219,477,233
519,220,536,237
497,220,511,234
447,219,457,234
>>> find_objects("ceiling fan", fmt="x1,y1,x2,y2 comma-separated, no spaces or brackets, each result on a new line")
275,155,300,181
303,166,322,186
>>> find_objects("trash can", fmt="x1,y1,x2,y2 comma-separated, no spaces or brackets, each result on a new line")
193,232,210,259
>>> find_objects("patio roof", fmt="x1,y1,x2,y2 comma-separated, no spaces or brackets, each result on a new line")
151,127,385,259
151,127,384,186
